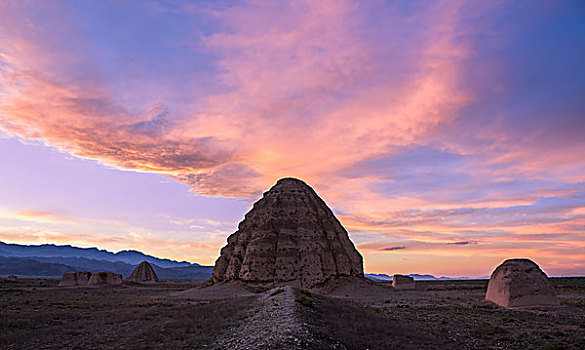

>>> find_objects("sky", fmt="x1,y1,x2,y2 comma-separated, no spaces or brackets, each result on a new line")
0,0,584,278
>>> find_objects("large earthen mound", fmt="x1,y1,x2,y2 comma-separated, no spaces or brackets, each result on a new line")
87,271,123,285
392,274,415,290
485,258,559,308
59,271,92,287
212,178,364,289
126,261,158,283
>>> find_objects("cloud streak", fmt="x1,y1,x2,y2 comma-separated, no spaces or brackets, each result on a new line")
0,0,469,196
380,246,406,252
12,210,77,224
0,208,233,265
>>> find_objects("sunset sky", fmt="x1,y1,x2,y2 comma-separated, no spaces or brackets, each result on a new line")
1,0,584,277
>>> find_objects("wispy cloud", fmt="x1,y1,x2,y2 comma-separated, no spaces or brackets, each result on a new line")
9,210,77,224
380,246,406,252
0,1,584,275
0,211,228,265
0,0,469,196
447,241,473,245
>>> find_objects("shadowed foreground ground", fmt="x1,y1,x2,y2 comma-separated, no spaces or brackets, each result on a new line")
1,278,584,349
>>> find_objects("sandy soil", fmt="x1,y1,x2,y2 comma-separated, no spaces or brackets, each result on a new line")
1,277,584,349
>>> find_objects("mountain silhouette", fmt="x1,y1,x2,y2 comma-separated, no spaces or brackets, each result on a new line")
0,241,211,279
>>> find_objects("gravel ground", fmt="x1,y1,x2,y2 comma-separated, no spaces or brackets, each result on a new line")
2,278,584,349
211,286,330,350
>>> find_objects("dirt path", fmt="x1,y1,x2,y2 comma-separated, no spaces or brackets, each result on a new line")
211,286,334,350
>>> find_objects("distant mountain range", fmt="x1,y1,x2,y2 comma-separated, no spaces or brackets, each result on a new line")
0,241,481,281
0,241,197,268
364,273,482,282
0,241,212,280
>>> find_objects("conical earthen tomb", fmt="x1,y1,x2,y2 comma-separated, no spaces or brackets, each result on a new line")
126,261,159,283
212,178,364,289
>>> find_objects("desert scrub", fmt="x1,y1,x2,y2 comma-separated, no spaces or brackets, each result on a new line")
471,324,507,338
539,342,570,350
294,295,314,308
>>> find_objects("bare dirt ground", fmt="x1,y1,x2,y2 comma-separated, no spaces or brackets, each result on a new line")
1,277,584,349
319,278,585,349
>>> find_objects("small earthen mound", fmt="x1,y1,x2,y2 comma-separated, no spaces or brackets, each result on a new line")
87,271,123,285
59,271,92,287
212,178,364,289
392,274,415,289
7,275,18,281
59,273,77,287
485,258,559,308
126,261,158,284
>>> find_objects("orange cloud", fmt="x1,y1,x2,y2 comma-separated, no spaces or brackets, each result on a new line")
1,1,583,276
10,210,77,224
0,217,225,265
0,1,470,198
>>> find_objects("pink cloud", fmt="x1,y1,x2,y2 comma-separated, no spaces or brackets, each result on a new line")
0,0,471,197
12,210,77,224
1,1,583,275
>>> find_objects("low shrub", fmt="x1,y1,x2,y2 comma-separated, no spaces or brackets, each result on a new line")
294,295,314,308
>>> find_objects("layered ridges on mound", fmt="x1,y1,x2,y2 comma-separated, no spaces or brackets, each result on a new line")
127,261,158,283
213,178,363,288
88,271,123,285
